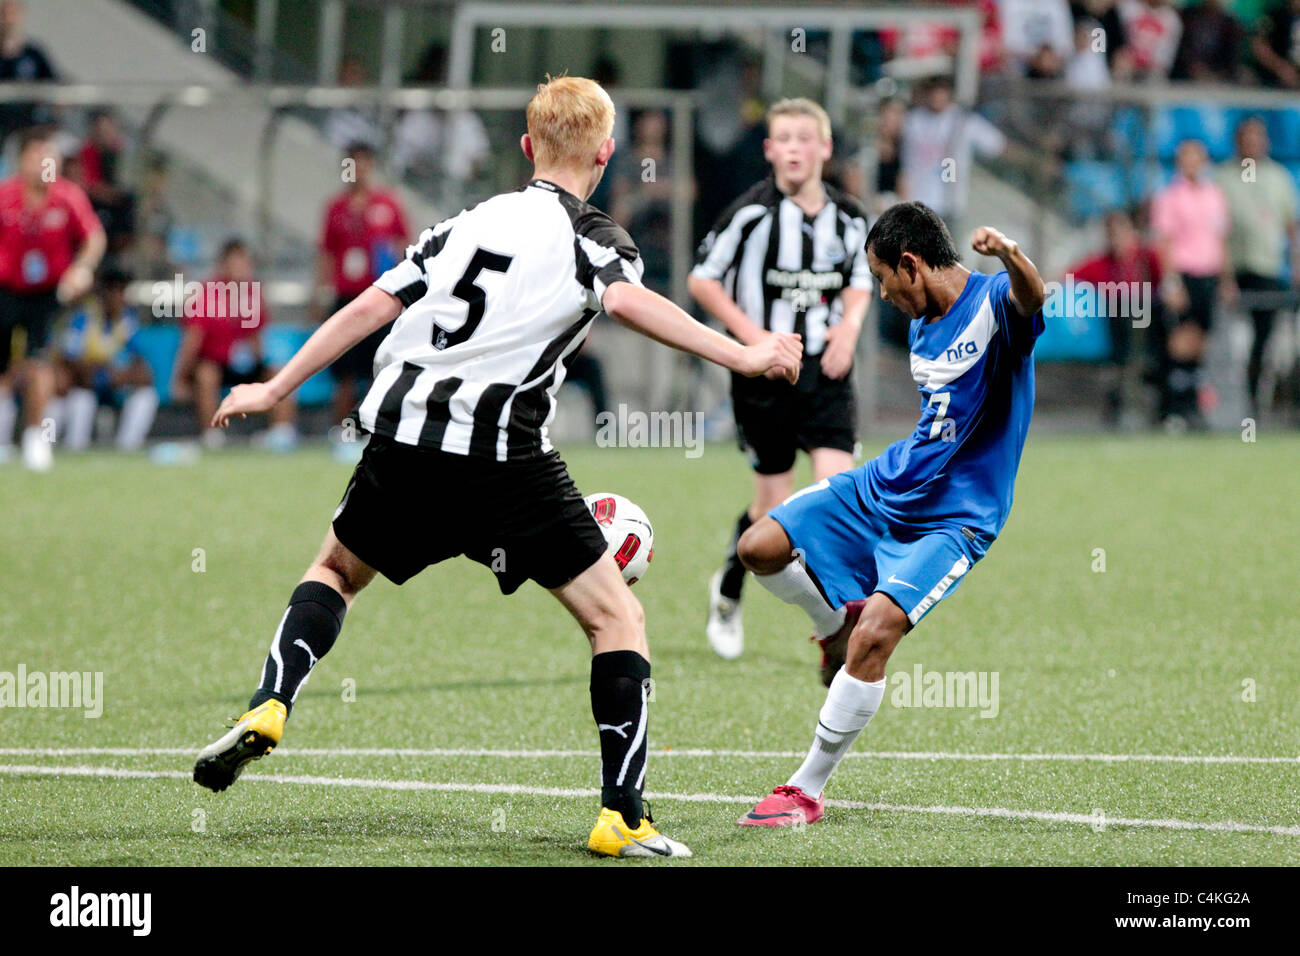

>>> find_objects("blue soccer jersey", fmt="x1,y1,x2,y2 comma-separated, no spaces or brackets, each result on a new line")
856,269,1044,541
769,268,1043,622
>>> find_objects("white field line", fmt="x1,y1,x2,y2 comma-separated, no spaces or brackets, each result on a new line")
2,762,1297,837
0,746,1297,765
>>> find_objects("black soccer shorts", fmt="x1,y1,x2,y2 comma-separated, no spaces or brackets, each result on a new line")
0,288,59,375
331,434,609,593
731,359,857,475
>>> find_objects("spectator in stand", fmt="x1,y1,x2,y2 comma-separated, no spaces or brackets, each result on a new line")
585,56,630,215
324,56,382,152
53,265,157,451
692,47,768,241
1172,0,1248,81
390,43,491,198
0,0,57,143
134,154,176,280
844,96,907,218
1064,18,1114,157
900,75,1007,246
1119,0,1183,79
999,0,1076,73
1150,139,1230,429
1218,117,1300,418
609,109,676,296
315,141,410,449
0,126,104,471
79,108,136,254
1071,0,1135,76
1251,0,1300,88
1066,209,1164,425
170,239,296,451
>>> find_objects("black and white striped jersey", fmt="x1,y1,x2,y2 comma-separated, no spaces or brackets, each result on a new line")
360,178,643,460
692,177,871,356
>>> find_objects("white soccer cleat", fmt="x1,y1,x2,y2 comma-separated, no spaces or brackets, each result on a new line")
21,426,52,472
706,569,744,660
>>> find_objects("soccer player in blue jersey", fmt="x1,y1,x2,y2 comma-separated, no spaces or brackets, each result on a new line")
732,201,1046,826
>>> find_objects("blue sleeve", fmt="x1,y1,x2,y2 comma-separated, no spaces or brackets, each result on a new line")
990,270,1044,357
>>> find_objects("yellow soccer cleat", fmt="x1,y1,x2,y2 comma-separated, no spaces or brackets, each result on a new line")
587,807,692,859
193,699,287,793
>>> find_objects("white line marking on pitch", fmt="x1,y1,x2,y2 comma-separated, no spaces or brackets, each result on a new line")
1,763,1297,837
0,747,1297,765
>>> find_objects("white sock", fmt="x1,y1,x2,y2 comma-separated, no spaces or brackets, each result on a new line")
786,668,887,797
62,390,96,451
116,387,159,450
753,559,845,638
0,388,16,447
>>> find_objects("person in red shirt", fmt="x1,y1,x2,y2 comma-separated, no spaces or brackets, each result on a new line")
78,108,135,253
0,125,105,471
314,141,410,432
1066,209,1164,427
170,238,296,450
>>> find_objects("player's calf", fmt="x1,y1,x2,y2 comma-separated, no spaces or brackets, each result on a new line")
843,593,910,683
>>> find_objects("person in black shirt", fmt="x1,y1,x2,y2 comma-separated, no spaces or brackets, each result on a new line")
0,0,57,141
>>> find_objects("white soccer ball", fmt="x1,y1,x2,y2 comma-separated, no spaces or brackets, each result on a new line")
584,492,655,586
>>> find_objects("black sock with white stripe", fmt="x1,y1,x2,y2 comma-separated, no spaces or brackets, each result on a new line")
719,509,753,600
590,650,652,828
248,582,347,717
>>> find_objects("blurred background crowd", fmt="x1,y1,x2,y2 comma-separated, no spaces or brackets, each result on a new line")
1,0,1298,469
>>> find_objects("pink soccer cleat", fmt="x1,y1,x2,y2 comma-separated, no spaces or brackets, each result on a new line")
736,785,825,827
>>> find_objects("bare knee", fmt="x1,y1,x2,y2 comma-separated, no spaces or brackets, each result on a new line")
845,598,910,682
737,518,794,576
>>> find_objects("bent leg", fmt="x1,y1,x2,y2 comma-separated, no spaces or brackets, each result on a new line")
738,512,847,638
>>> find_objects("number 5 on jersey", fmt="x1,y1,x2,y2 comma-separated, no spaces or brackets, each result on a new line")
434,248,514,350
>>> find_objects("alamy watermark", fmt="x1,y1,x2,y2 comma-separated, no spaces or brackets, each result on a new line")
595,404,704,459
889,663,999,718
1043,274,1152,329
0,665,103,718
150,275,262,328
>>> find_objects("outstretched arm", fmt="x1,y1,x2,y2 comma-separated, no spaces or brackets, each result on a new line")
211,286,401,427
602,281,802,382
687,274,768,346
971,227,1045,319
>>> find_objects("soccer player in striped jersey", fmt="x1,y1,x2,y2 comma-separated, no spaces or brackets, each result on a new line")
192,76,802,859
733,202,1045,827
691,98,872,662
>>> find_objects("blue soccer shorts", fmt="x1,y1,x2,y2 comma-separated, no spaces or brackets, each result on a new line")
768,472,987,626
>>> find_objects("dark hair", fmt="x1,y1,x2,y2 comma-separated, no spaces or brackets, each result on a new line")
344,140,376,160
218,238,248,261
16,124,55,154
865,201,960,270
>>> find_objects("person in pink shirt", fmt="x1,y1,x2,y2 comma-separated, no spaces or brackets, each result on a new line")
1149,139,1229,429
